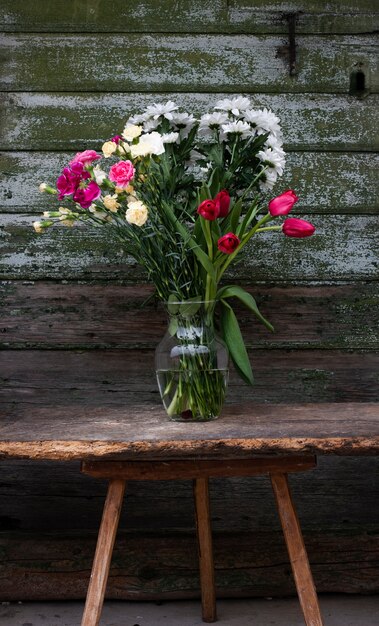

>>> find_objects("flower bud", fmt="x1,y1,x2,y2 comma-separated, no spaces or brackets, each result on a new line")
197,199,219,221
282,217,315,238
217,232,240,254
214,189,230,217
269,189,298,216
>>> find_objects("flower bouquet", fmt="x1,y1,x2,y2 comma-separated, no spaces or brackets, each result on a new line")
35,96,315,421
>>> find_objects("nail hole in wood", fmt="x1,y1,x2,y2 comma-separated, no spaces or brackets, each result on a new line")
350,70,366,96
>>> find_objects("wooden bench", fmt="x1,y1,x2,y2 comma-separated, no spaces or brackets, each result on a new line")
0,402,377,626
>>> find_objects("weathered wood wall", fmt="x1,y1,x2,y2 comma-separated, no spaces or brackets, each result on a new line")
0,1,378,599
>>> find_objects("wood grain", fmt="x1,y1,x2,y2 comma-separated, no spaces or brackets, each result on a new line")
1,282,377,350
0,529,377,600
1,215,378,281
1,34,378,93
1,1,378,34
1,94,378,152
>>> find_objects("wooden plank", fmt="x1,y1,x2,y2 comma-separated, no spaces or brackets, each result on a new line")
0,457,377,532
1,282,378,350
1,1,377,34
0,214,377,281
0,529,377,600
1,34,378,93
1,349,378,406
1,93,377,152
0,390,378,459
2,151,378,214
81,457,316,480
193,477,217,623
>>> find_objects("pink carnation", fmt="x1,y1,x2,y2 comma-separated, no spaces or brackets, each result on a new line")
70,150,101,166
109,160,135,188
73,181,101,209
56,162,90,199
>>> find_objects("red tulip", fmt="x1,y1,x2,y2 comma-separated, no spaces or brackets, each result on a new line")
215,189,230,217
269,189,299,217
217,232,240,254
197,199,220,221
282,217,315,238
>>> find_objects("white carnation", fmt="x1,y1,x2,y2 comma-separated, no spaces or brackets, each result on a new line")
93,165,107,185
102,141,117,158
130,132,165,157
125,200,148,226
103,194,120,212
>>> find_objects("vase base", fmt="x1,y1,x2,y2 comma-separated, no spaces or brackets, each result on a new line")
167,408,219,422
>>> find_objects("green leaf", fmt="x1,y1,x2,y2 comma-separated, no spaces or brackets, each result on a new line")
217,285,274,332
220,300,254,386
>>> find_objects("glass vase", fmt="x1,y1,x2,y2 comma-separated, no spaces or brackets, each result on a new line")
155,300,229,421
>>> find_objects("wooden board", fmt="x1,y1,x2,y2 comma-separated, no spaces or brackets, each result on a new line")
0,528,377,600
1,214,377,281
1,282,378,350
1,348,378,406
2,151,378,214
0,393,378,459
1,1,378,34
1,34,378,93
1,93,378,151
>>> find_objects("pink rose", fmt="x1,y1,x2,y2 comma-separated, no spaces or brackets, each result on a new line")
215,190,230,217
56,162,90,199
70,150,101,166
282,217,315,238
109,161,135,187
197,199,220,221
73,181,101,209
217,232,240,254
268,190,299,217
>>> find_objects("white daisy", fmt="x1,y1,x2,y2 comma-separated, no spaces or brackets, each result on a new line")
215,96,252,116
162,132,180,144
143,118,160,132
257,148,286,175
127,112,149,125
265,133,284,151
259,169,278,192
243,108,282,137
221,120,251,139
144,100,178,120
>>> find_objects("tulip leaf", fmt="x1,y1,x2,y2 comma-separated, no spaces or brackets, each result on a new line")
217,285,274,332
220,300,254,386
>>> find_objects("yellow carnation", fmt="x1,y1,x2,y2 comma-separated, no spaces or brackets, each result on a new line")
102,141,117,158
125,200,148,227
103,194,120,212
123,124,142,142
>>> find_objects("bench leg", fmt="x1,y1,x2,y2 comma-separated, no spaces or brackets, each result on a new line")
270,472,324,626
81,478,126,626
193,477,217,623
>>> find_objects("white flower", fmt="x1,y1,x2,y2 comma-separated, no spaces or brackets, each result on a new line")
33,220,43,233
198,112,229,137
215,96,251,115
259,169,278,192
59,207,70,215
128,112,149,125
39,183,47,193
162,132,179,144
103,194,120,212
257,148,286,175
169,112,197,128
265,133,284,151
89,204,109,220
122,124,142,142
102,141,117,158
221,120,251,139
144,100,178,120
125,200,148,226
243,108,282,137
93,165,107,185
143,118,160,132
130,132,165,157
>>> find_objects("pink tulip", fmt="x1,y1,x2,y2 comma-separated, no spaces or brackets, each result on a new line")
282,217,315,238
215,189,230,217
197,199,220,221
269,189,298,216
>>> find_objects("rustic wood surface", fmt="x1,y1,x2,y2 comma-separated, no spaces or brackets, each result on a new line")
0,529,377,601
2,94,378,152
1,283,377,350
1,0,378,34
1,34,378,93
0,402,377,460
1,0,378,601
